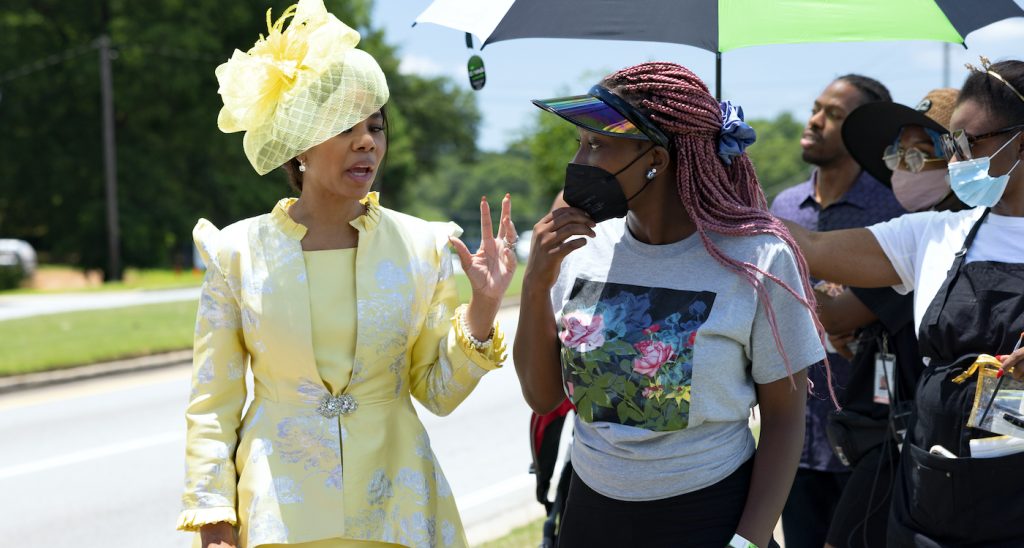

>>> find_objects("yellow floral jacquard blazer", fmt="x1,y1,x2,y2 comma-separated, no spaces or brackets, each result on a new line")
177,193,505,548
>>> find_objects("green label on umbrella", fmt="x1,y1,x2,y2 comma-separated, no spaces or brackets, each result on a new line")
467,55,486,90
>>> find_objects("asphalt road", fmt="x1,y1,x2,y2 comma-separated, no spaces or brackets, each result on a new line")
0,306,543,547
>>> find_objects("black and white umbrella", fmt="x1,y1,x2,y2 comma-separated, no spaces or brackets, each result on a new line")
415,0,1024,97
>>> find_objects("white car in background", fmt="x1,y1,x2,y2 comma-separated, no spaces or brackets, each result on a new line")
515,230,532,262
0,238,37,278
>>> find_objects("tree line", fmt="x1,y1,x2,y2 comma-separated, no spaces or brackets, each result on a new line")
0,0,811,273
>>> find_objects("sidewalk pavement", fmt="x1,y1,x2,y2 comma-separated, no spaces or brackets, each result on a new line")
0,287,201,321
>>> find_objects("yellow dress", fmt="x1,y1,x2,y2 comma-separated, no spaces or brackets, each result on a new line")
265,250,390,548
178,194,506,548
305,249,358,396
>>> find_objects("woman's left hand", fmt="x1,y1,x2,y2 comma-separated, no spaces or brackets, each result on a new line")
999,347,1024,380
450,194,518,302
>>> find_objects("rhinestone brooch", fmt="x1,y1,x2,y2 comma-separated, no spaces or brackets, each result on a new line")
317,394,357,418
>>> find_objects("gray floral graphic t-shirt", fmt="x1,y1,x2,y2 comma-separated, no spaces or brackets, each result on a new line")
551,218,824,501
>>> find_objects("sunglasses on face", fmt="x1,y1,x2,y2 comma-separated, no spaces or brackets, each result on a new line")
882,145,946,173
940,124,1024,161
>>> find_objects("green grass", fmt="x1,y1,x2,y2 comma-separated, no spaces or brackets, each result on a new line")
11,265,523,299
3,266,203,295
455,266,525,304
0,268,525,376
477,518,545,548
98,268,204,291
0,300,197,376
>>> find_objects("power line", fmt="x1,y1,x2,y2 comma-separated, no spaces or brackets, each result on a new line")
0,42,96,84
118,43,223,64
0,40,223,86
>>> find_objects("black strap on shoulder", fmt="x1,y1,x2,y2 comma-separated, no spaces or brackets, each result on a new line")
927,208,991,328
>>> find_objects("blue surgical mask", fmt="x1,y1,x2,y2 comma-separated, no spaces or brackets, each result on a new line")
948,132,1021,208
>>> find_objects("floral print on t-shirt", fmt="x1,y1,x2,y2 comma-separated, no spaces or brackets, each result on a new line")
559,278,716,431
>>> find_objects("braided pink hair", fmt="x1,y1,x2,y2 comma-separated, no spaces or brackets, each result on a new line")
605,62,834,400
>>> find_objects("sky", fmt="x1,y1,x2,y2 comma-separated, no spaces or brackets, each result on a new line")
372,1,1024,152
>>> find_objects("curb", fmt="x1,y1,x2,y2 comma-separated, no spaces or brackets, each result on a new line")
0,349,193,395
0,297,522,395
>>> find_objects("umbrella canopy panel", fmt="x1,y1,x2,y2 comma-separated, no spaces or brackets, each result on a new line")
720,0,964,51
418,0,1023,53
415,0,517,46
414,0,1023,99
487,0,720,52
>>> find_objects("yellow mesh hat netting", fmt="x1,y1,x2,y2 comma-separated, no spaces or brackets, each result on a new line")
215,0,389,175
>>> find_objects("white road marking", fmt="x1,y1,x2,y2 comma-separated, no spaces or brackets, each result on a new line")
0,431,182,480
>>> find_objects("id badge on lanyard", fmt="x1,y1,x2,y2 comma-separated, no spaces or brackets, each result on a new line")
873,334,896,405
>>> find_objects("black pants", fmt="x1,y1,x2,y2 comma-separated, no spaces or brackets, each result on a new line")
781,467,851,548
826,442,898,548
557,458,779,548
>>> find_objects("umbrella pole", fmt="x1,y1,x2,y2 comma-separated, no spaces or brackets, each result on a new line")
715,52,722,101
942,43,950,87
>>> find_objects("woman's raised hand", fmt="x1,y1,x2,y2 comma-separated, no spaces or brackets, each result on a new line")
449,194,519,303
523,206,596,291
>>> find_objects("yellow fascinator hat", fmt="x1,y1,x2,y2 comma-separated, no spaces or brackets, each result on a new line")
215,0,389,175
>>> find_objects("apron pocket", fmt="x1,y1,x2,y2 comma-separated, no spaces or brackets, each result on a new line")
962,449,1024,539
906,443,1024,543
906,444,958,538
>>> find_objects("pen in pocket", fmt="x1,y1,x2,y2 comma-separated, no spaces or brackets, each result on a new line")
980,332,1024,424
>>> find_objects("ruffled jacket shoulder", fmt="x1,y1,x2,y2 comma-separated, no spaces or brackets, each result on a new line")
192,192,461,275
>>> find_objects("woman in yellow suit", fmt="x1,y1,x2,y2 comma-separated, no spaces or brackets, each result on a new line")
176,2,518,547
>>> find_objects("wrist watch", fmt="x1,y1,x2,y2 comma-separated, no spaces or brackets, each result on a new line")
727,533,758,548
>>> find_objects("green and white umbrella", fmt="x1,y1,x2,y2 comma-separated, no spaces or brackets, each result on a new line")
415,0,1024,97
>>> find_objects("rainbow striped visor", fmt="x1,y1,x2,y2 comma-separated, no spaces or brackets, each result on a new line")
531,85,670,148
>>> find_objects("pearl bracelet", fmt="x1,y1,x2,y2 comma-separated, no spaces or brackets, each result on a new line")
458,307,494,350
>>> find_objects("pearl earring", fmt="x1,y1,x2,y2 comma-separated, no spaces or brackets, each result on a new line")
646,168,657,180
298,163,306,172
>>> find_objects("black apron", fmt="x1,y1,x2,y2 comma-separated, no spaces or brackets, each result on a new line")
889,209,1024,547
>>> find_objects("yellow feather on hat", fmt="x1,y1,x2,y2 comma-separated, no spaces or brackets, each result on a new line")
215,0,389,175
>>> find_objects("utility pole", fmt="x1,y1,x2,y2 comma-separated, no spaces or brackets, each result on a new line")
943,42,951,88
97,35,121,281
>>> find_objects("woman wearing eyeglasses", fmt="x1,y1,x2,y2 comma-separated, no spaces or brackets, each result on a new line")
783,59,1024,547
851,90,966,215
514,62,828,548
811,89,966,548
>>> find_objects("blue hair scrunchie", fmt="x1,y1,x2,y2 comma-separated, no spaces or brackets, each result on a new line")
718,100,757,165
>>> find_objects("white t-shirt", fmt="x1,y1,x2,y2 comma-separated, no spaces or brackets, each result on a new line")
550,218,824,500
868,207,1024,336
